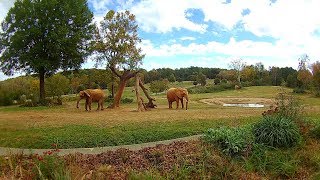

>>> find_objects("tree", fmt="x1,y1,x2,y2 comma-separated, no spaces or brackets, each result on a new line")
229,58,246,83
94,10,145,108
311,61,320,95
45,74,70,103
242,65,257,83
197,73,206,86
168,73,176,82
150,80,168,94
297,54,312,89
0,0,94,104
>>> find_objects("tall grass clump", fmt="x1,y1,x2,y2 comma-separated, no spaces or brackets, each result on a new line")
275,91,304,122
253,116,301,148
203,126,253,156
310,123,320,139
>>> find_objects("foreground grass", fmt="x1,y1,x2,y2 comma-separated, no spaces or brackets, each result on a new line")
0,117,257,148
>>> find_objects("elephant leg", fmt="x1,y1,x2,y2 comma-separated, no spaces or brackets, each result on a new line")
101,100,104,110
85,99,88,111
180,98,184,109
176,100,179,109
97,101,100,111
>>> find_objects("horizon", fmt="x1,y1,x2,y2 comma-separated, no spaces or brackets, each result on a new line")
1,0,319,80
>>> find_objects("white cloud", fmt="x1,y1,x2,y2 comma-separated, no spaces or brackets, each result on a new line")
130,0,208,33
139,37,320,69
180,36,196,41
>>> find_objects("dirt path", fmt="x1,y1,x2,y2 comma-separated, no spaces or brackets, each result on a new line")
0,135,202,156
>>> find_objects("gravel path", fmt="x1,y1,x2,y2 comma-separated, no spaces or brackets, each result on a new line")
0,135,202,156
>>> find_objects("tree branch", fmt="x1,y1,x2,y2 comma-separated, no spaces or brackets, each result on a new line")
109,65,121,78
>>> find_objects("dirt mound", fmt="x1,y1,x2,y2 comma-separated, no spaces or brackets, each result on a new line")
200,98,274,106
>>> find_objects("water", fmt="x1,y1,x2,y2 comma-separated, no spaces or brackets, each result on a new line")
223,103,264,108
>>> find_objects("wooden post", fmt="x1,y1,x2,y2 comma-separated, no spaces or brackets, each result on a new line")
135,75,145,112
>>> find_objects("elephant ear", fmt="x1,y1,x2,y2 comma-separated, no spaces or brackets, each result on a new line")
174,89,183,99
84,91,90,98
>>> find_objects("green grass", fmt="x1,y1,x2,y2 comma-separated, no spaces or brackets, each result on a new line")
0,117,257,149
1,84,320,149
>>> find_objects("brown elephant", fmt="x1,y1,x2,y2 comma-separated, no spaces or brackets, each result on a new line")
76,89,105,111
166,87,189,110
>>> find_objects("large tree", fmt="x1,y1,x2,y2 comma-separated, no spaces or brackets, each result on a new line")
0,0,94,103
94,10,145,108
229,58,246,84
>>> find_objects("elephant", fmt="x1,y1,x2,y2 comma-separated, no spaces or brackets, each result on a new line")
166,87,189,110
76,89,105,111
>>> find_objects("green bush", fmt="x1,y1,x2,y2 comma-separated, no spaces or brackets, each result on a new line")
121,97,134,104
253,116,301,148
293,87,305,94
105,96,133,104
188,82,234,94
203,126,253,156
310,123,320,139
244,145,299,178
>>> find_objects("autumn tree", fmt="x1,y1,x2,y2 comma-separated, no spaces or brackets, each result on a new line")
0,0,94,104
297,54,312,90
45,74,70,103
94,10,145,108
311,61,320,95
229,58,246,84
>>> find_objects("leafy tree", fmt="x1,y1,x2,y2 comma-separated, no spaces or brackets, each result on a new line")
242,65,257,83
150,80,168,94
197,73,206,86
45,74,70,101
229,58,246,83
214,78,221,85
217,70,237,82
168,73,176,82
94,10,145,108
297,54,312,89
311,61,320,95
0,0,94,103
269,66,283,86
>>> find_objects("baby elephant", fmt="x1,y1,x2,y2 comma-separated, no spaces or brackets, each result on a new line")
76,89,105,111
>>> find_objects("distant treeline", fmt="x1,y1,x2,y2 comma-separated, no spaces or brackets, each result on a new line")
1,63,320,106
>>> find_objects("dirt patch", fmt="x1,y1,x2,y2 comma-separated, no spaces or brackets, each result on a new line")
200,98,275,107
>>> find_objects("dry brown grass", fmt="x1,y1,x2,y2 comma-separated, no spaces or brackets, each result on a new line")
0,100,265,130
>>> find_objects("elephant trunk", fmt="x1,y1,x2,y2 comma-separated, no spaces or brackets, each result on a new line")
76,97,82,108
185,95,189,110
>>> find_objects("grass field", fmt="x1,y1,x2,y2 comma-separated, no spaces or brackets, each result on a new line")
0,85,320,148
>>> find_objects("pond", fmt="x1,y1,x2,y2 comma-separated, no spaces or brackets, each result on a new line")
223,103,265,108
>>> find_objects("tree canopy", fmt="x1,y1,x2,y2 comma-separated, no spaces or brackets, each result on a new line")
0,0,94,102
94,10,145,108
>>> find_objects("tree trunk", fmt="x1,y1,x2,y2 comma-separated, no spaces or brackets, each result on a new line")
135,75,145,112
111,82,115,98
111,78,127,108
39,68,46,105
139,78,157,108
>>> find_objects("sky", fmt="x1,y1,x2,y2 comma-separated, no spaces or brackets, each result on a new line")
1,0,320,80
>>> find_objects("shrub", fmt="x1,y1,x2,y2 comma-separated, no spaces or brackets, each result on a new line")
105,96,133,104
244,145,299,178
203,126,253,156
253,116,301,148
310,123,320,139
214,78,220,85
293,87,305,94
188,82,234,94
275,92,304,122
121,97,134,104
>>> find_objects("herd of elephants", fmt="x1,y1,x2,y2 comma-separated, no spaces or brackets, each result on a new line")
76,87,189,111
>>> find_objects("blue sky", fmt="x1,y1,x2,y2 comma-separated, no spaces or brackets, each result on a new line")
1,0,320,80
